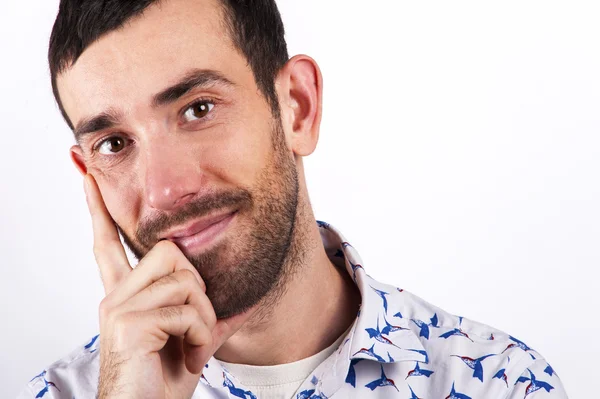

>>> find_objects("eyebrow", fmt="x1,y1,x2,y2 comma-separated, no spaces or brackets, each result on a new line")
73,69,235,141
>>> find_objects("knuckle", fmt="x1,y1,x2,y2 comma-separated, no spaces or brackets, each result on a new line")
152,273,178,291
178,269,198,289
112,313,134,337
159,306,183,321
197,334,212,349
206,310,217,330
98,297,113,320
200,325,214,347
180,267,206,291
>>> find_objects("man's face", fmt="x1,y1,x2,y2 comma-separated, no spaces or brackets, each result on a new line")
57,0,300,318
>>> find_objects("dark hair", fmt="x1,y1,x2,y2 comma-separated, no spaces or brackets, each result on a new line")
48,0,289,130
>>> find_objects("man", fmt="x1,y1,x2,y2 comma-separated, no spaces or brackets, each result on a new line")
19,0,567,398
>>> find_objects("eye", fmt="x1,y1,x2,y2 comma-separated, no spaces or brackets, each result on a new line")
182,100,215,123
96,136,127,155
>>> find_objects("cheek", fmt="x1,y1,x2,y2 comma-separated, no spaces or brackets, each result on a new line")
93,170,142,233
200,124,272,187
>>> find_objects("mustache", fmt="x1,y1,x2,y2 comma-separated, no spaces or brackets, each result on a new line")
135,189,252,248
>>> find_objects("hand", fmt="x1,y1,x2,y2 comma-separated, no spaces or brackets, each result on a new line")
83,174,252,399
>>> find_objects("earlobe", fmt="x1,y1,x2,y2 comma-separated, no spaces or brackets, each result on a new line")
70,145,88,176
278,55,323,157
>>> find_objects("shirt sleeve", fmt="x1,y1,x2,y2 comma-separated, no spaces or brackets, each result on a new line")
506,358,568,399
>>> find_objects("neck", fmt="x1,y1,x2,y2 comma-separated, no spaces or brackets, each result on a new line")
214,198,361,365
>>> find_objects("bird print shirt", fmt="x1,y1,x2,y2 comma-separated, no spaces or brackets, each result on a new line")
18,221,568,399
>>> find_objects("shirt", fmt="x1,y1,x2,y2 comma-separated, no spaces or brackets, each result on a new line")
18,220,568,399
216,326,349,399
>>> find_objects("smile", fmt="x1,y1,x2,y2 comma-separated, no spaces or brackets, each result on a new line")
165,210,237,254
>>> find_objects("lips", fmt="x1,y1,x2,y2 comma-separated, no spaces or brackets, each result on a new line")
162,210,237,240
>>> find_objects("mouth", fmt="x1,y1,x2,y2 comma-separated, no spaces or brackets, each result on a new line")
163,210,238,255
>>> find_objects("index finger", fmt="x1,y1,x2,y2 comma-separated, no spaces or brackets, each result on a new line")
84,174,133,294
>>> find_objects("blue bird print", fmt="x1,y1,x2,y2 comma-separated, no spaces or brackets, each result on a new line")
223,372,257,399
381,314,409,335
349,260,364,283
305,391,328,399
370,286,390,313
408,385,422,399
199,364,211,387
316,220,330,229
502,336,536,359
345,359,364,387
406,362,434,379
411,313,439,339
35,378,61,398
517,369,554,398
84,334,100,353
544,364,555,376
394,311,403,319
493,368,509,387
365,365,399,392
387,352,395,362
296,389,315,399
445,382,472,399
488,333,495,340
366,318,402,350
352,344,387,362
439,328,474,342
451,353,496,382
200,373,210,387
406,348,429,364
29,370,46,382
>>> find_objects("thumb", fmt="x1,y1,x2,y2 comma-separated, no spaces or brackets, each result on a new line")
185,309,256,374
212,310,256,349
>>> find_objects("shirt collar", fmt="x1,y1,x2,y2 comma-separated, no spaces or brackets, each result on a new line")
317,220,428,358
312,221,428,395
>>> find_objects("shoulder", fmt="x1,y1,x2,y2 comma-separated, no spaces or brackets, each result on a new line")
17,334,100,398
369,277,567,397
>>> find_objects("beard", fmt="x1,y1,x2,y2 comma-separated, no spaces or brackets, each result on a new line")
117,118,301,319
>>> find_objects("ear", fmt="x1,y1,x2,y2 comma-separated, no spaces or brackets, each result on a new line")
70,145,88,176
276,54,323,157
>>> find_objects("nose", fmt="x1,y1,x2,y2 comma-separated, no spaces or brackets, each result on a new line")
142,142,203,211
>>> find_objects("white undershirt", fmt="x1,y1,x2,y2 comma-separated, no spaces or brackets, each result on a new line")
217,329,349,399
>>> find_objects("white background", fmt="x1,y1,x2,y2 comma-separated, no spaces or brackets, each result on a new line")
1,0,597,397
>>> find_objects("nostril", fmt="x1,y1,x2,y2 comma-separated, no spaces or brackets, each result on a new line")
174,192,195,207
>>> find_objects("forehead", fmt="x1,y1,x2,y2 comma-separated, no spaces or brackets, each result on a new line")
57,0,249,124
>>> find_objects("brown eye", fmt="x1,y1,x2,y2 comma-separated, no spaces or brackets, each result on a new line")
193,103,210,118
183,100,215,122
98,137,126,155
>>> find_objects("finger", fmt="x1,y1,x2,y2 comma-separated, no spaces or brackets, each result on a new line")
104,240,205,309
117,305,213,374
84,174,132,294
211,306,258,350
118,269,217,331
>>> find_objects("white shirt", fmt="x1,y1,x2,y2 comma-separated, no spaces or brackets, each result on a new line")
18,220,568,398
217,328,349,399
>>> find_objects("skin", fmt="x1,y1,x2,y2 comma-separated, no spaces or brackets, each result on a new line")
57,0,361,395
